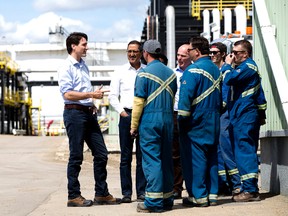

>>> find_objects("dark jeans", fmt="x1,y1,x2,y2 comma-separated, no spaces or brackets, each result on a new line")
173,111,183,193
64,108,109,199
119,110,146,197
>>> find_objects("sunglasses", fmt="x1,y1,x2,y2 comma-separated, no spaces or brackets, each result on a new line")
231,50,246,55
209,51,220,55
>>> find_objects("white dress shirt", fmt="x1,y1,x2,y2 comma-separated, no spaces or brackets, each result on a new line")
173,66,184,111
109,62,146,114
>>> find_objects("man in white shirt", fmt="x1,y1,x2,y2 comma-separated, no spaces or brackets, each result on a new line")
108,40,146,203
173,44,192,199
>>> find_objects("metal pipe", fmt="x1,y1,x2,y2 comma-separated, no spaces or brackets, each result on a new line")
202,9,210,42
224,8,232,35
235,5,247,35
212,9,220,40
165,5,176,68
254,0,288,123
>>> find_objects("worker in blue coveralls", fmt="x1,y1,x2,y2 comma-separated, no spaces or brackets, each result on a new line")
178,36,222,207
130,39,177,213
210,42,242,196
222,39,266,202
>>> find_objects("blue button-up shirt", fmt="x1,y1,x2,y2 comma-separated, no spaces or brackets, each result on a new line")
58,55,93,106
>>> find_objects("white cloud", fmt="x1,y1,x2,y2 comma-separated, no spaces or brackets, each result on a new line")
0,0,150,44
34,0,149,12
2,12,90,44
94,19,140,42
0,15,17,32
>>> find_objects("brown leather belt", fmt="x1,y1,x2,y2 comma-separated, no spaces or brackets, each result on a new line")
64,104,95,114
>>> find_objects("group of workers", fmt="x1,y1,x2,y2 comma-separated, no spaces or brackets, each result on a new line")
58,31,266,213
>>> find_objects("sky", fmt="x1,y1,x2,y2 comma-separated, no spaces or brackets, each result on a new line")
0,0,150,44
0,0,151,119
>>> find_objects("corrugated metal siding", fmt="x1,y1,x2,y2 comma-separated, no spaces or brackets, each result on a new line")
253,0,288,133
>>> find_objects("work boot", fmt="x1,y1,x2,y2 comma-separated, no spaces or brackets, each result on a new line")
67,195,93,207
233,191,261,202
232,188,241,196
136,203,163,213
94,194,121,205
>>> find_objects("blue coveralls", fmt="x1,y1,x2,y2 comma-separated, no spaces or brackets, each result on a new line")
218,82,266,193
178,56,222,205
218,81,241,193
222,57,266,193
134,60,177,210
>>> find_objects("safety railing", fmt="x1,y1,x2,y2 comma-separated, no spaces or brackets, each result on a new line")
191,0,252,20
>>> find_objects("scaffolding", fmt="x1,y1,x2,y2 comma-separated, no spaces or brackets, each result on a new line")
0,51,33,135
191,0,252,20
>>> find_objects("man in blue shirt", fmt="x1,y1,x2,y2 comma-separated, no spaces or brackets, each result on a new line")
58,32,121,207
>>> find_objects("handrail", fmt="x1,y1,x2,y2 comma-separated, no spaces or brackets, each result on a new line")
191,0,252,20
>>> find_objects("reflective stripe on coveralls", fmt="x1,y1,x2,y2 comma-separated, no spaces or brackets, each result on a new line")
178,68,222,117
138,72,176,202
222,58,265,193
228,168,239,176
137,72,176,106
178,60,221,205
134,60,177,210
145,191,174,199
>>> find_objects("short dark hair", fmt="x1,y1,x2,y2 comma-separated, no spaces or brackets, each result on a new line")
210,42,227,54
234,40,252,57
159,53,168,65
127,40,142,51
66,32,88,54
190,36,210,55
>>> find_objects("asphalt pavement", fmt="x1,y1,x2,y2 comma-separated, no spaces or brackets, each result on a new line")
0,135,287,216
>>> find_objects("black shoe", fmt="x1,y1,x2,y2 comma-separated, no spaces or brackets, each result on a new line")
137,194,145,202
182,197,193,207
173,191,182,199
163,205,173,211
195,202,209,207
67,195,93,207
121,196,132,203
182,197,208,207
209,201,217,206
136,203,163,213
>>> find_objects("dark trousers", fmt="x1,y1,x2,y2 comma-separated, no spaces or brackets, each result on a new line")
64,108,109,199
119,111,146,197
173,112,183,193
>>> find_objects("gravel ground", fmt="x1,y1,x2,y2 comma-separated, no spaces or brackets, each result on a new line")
0,135,287,216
